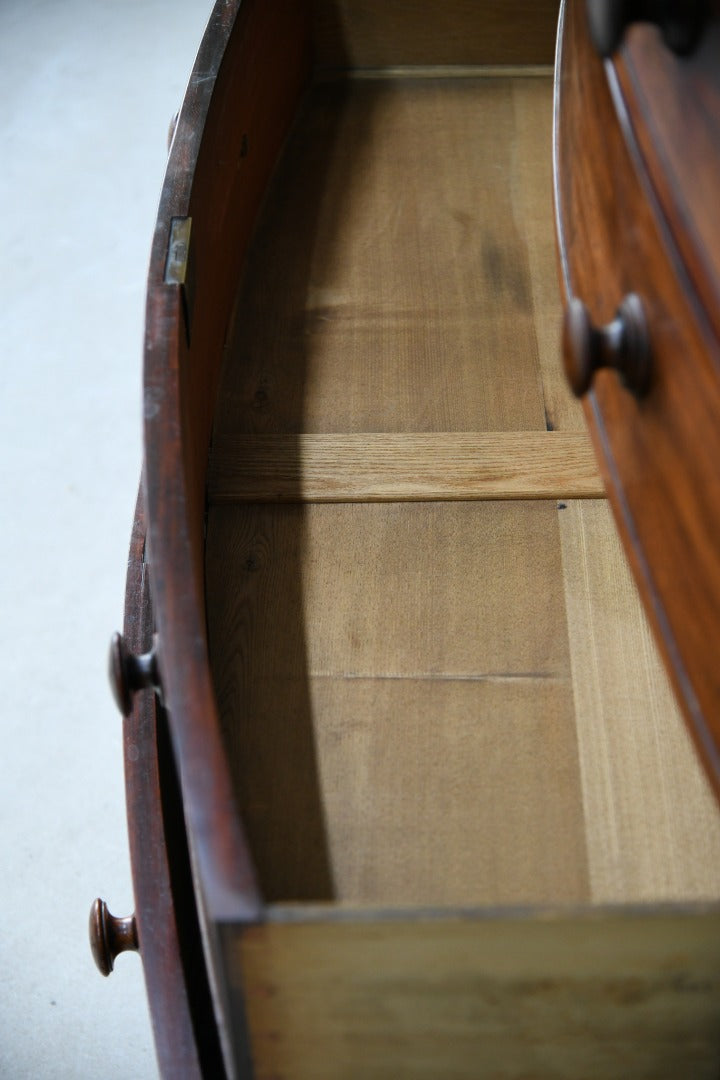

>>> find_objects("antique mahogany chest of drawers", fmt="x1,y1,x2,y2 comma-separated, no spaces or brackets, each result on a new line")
90,1,720,1076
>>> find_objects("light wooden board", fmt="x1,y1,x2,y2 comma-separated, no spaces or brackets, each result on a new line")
207,501,571,683
206,500,586,903
214,78,558,438
559,500,720,902
207,431,603,502
307,677,587,905
231,908,720,1079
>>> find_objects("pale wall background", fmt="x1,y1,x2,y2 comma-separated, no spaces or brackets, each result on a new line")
0,2,212,1075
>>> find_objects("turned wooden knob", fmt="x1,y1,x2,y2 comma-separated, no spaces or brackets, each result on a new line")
586,0,706,57
563,293,651,398
108,632,161,717
89,898,139,976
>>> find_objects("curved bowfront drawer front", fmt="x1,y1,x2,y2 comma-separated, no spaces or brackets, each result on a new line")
555,0,720,785
614,15,720,350
114,491,221,1079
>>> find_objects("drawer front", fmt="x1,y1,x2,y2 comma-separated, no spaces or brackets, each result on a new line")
115,489,219,1078
555,0,720,787
615,17,720,347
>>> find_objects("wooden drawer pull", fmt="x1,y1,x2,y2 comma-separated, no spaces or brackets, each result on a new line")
586,0,706,58
89,898,139,976
108,632,161,718
563,293,652,398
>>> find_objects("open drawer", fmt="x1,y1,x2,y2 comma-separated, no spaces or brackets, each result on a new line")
96,2,720,1076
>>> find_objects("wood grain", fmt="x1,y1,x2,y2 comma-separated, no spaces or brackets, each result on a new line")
142,0,310,926
207,495,720,908
207,56,719,915
139,0,311,1072
559,500,720,903
305,676,587,905
312,0,560,69
555,0,720,792
213,77,557,439
207,500,571,686
616,20,720,348
234,907,720,1079
207,431,604,502
206,500,586,904
509,78,586,432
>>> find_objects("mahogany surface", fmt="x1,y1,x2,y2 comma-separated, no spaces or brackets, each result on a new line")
138,0,313,1072
616,11,720,346
120,491,205,1078
142,0,310,919
554,0,720,792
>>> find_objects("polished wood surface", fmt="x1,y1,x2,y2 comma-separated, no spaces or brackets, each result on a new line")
108,631,161,719
142,0,311,931
555,0,720,790
615,14,720,347
88,899,138,977
586,0,707,57
119,492,207,1078
562,293,651,398
139,1,314,1071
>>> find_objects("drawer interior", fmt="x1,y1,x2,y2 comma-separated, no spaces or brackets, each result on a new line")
204,71,720,909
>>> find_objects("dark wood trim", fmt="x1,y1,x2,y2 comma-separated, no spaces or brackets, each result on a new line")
614,15,720,353
143,0,265,927
122,487,204,1079
142,0,312,924
138,0,314,1071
